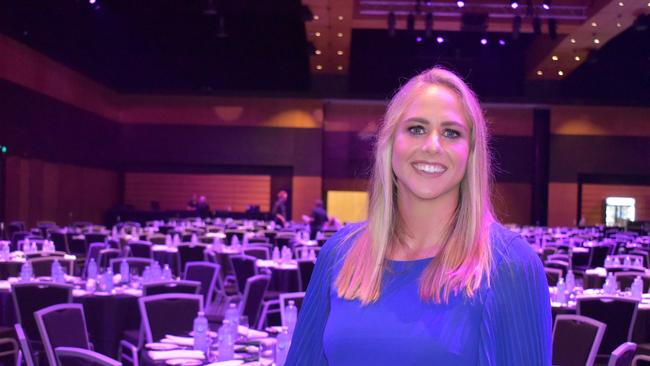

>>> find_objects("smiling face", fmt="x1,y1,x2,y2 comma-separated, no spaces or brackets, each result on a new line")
391,85,471,204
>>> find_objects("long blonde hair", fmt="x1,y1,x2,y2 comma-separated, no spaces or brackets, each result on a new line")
335,67,495,304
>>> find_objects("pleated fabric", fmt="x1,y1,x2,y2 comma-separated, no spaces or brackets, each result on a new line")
286,223,552,366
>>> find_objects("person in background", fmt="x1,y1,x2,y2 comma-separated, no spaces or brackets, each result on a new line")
195,195,211,218
271,190,288,227
307,199,329,240
286,67,551,365
187,193,198,210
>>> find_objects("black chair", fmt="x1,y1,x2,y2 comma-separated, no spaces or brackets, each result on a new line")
297,259,316,291
55,346,122,366
11,231,30,251
230,255,258,295
241,275,271,330
126,241,153,259
84,233,107,247
15,323,35,366
591,245,614,268
110,257,154,277
98,249,121,270
0,326,18,366
632,355,650,366
243,246,270,260
608,342,637,366
49,231,70,253
12,282,73,350
183,262,220,308
29,257,74,277
177,244,207,274
552,314,606,366
138,294,203,343
544,267,563,286
142,280,201,297
615,272,650,292
34,303,91,366
577,296,639,360
544,260,569,277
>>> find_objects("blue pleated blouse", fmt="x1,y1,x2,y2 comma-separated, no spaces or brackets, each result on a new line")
285,222,552,366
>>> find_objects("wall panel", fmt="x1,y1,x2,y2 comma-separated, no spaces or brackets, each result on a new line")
581,184,650,226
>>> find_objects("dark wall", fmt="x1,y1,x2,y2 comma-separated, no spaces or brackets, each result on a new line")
550,135,650,182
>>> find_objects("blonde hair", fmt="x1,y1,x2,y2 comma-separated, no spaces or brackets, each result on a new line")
335,67,495,304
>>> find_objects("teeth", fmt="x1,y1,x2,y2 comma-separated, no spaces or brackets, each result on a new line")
414,163,446,173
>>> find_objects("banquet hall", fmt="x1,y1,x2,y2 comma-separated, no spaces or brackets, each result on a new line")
0,0,649,365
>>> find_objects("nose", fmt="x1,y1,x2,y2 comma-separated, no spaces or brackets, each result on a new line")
422,131,442,153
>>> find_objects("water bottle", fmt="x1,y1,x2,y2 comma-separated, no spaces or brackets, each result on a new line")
151,262,162,280
633,257,643,268
165,235,172,247
217,320,234,361
87,258,98,280
120,260,130,283
20,262,32,282
224,303,239,340
308,249,316,261
51,260,61,282
285,300,298,337
631,276,643,298
565,271,575,292
231,235,240,247
162,264,172,281
605,255,612,267
104,269,114,292
191,234,198,244
275,327,290,366
272,247,280,261
556,277,566,304
624,256,632,267
614,257,621,266
193,311,209,354
142,266,151,284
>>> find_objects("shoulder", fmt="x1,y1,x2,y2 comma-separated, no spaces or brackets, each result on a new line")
489,223,543,278
319,222,366,268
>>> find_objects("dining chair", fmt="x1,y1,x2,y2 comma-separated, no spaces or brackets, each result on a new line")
109,257,154,277
34,303,91,366
552,314,606,366
126,241,153,259
230,255,259,295
608,342,637,366
55,346,122,366
240,275,271,330
297,259,316,291
15,323,35,366
544,267,564,286
183,261,220,308
142,280,202,297
139,293,203,343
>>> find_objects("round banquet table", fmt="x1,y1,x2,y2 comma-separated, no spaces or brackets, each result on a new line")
256,260,300,293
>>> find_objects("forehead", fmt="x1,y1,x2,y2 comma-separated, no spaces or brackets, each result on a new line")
400,85,468,126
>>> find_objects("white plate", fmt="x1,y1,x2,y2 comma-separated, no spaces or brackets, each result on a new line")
165,358,203,365
205,360,244,366
146,342,178,351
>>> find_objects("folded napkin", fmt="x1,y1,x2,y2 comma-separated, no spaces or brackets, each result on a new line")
148,350,204,361
123,288,142,296
237,326,268,339
161,335,194,346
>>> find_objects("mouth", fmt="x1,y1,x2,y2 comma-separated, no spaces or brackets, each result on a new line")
412,162,447,175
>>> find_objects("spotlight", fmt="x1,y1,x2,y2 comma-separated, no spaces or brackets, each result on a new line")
533,16,542,35
548,18,557,39
416,36,423,42
512,15,522,40
457,0,465,8
436,36,444,43
480,37,488,45
543,0,551,10
425,12,434,38
499,39,506,45
510,0,519,9
407,12,415,33
89,0,96,3
388,12,396,37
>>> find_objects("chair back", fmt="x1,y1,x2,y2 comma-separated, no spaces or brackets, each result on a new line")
177,244,207,273
297,259,316,291
142,280,201,297
127,241,153,258
28,257,74,277
55,346,122,366
49,231,69,253
279,292,306,327
98,249,121,270
615,272,650,292
84,233,107,247
591,245,613,268
15,323,36,366
552,314,606,366
139,294,203,343
577,297,639,356
183,262,220,307
240,275,270,330
608,342,637,366
544,260,569,276
230,255,258,294
544,267,564,286
12,282,73,342
34,303,90,366
110,257,154,276
243,247,270,260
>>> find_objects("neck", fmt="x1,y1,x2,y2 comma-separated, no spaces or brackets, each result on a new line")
390,187,459,260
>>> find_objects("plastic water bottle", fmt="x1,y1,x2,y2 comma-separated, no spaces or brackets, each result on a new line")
614,257,622,266
193,311,209,354
151,262,162,280
87,258,98,280
565,271,575,293
605,256,612,267
275,327,290,366
51,260,61,282
217,320,234,361
142,266,151,284
624,256,632,267
308,249,316,261
120,260,130,283
162,264,172,281
285,300,298,338
224,303,239,340
631,276,643,298
20,262,32,282
272,247,280,261
104,269,114,292
633,257,643,268
556,277,566,304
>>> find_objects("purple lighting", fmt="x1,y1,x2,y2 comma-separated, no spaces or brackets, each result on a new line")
511,1,519,9
499,39,506,45
416,36,423,42
436,36,444,43
480,38,488,45
89,0,96,3
542,3,550,9
457,0,465,7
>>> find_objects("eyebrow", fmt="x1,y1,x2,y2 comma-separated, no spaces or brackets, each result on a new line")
403,117,469,132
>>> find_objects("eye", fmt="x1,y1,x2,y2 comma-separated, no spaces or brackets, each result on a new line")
442,128,461,139
407,125,426,135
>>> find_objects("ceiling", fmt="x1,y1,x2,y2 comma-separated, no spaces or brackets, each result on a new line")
1,0,648,104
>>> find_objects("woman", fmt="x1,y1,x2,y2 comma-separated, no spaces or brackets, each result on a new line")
286,67,551,365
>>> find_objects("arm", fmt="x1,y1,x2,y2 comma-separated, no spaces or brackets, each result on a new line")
479,236,552,366
285,240,334,365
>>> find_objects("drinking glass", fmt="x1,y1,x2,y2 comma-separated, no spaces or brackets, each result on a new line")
240,315,250,340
